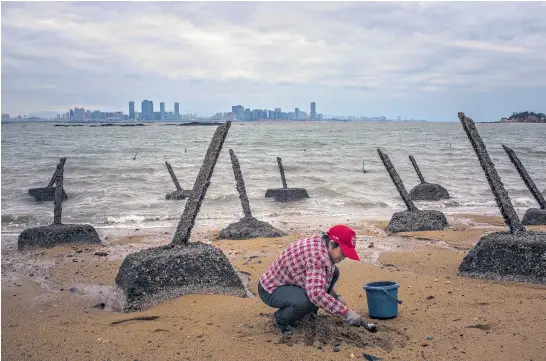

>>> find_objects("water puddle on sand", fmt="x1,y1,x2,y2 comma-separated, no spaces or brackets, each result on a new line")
2,226,257,313
237,270,255,298
354,220,460,266
68,283,125,312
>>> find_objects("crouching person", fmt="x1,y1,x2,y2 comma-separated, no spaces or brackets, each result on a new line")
258,224,364,335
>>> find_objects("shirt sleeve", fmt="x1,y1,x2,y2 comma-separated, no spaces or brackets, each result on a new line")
304,260,347,316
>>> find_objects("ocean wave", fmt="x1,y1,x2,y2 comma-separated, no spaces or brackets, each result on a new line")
511,197,541,208
1,213,35,224
312,186,347,198
296,175,329,183
205,194,240,202
342,200,389,209
104,214,179,224
417,197,538,209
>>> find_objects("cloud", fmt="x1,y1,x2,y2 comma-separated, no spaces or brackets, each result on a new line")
1,1,546,120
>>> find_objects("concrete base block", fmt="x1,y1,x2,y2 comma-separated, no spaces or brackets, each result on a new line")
18,224,101,250
409,183,450,201
521,208,546,226
265,188,309,202
28,187,68,201
459,231,546,284
165,189,192,200
218,216,286,240
115,242,247,312
387,210,448,233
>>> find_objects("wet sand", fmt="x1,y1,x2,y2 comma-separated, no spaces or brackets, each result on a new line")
2,214,546,361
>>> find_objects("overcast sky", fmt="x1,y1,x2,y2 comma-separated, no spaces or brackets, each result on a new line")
2,1,546,121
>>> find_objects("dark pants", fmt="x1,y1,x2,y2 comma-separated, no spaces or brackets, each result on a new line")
258,267,339,328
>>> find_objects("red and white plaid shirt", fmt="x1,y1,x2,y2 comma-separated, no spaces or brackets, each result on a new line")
259,234,348,316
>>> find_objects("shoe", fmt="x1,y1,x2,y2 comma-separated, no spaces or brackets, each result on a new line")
273,311,293,335
278,324,293,335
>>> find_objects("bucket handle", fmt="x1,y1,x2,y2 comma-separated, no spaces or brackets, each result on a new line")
381,289,403,305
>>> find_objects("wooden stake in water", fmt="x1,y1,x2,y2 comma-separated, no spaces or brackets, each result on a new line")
377,149,418,212
409,155,426,184
502,145,546,209
229,149,252,218
53,162,64,225
277,157,288,189
362,160,368,173
458,112,525,234
47,157,67,188
165,161,183,192
172,122,232,245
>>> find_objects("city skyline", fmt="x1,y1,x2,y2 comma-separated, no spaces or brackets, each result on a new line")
4,98,417,122
2,101,415,122
1,95,419,121
2,2,546,122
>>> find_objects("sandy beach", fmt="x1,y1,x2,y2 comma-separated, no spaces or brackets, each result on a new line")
2,214,546,361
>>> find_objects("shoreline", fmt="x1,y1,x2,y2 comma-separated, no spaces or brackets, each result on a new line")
2,213,546,360
1,205,534,237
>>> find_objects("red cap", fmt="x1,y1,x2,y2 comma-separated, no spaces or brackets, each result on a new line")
327,225,360,261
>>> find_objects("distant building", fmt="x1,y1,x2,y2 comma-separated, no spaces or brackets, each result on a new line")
310,102,316,120
105,111,125,122
318,114,323,121
274,108,281,120
160,102,165,121
141,100,154,120
174,102,180,119
73,107,85,122
129,101,135,120
232,105,244,120
69,109,74,121
141,100,147,119
2,114,9,122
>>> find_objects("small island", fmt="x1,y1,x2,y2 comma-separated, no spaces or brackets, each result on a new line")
499,111,546,123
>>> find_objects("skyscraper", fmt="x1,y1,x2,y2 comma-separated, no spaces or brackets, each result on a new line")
310,102,316,120
141,100,147,120
232,105,244,120
74,107,85,122
174,102,180,119
274,108,281,120
141,100,154,120
160,102,165,121
129,101,135,120
295,108,300,120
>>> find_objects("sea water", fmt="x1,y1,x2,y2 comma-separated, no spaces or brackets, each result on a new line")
2,121,545,241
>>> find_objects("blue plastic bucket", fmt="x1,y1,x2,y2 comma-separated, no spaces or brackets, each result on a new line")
363,281,402,319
